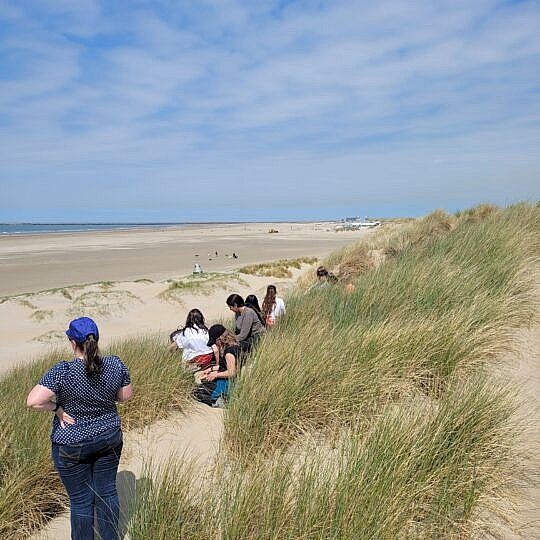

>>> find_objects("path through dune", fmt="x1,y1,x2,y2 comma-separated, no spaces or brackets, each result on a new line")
497,325,540,539
32,403,223,539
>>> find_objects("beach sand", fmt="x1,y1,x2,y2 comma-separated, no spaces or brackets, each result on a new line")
0,221,366,374
0,222,354,296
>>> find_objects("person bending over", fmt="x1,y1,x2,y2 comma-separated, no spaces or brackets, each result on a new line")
226,293,265,352
194,324,241,408
169,308,215,369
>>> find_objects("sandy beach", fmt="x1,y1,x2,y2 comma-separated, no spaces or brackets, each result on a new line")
0,222,368,374
0,222,354,297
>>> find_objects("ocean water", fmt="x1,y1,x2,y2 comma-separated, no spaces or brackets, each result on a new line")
0,223,187,235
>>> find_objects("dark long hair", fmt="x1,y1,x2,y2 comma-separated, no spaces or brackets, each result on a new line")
215,329,239,355
245,294,266,326
182,308,208,335
245,294,261,312
226,294,244,308
83,334,102,376
262,285,277,317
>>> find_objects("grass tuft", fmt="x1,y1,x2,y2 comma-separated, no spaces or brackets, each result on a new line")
158,272,248,303
67,289,140,318
30,309,54,322
239,257,318,278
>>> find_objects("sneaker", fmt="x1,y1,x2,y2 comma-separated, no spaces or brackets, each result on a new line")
212,397,226,409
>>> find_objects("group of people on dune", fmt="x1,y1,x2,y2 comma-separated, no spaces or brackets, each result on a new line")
24,267,336,539
168,285,286,408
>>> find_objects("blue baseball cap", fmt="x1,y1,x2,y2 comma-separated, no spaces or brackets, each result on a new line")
66,317,99,343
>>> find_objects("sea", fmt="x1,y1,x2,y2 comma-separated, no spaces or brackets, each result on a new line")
0,223,187,235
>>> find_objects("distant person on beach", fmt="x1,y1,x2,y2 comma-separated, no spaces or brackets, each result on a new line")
193,324,241,408
26,317,133,540
169,309,215,369
245,294,267,327
262,285,286,326
226,293,265,352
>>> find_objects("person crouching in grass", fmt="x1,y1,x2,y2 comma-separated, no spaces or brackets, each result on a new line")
169,308,216,370
193,324,241,408
27,317,133,540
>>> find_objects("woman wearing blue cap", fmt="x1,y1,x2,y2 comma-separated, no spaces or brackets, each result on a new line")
27,317,133,540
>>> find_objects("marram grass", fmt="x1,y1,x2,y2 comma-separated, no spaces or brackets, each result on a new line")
1,202,538,538
127,379,522,539
128,203,538,539
239,257,318,278
225,203,539,459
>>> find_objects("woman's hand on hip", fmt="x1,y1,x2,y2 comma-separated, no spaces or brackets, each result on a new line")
56,407,76,428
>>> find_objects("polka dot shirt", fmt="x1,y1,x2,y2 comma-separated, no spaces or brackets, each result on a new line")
39,356,131,445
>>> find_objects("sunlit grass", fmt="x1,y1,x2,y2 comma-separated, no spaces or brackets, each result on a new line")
2,202,538,538
158,272,248,302
239,257,318,278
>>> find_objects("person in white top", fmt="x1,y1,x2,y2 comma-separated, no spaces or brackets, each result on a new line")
169,309,215,369
261,285,286,326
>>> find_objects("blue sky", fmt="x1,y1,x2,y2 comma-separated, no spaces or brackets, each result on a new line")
0,0,539,222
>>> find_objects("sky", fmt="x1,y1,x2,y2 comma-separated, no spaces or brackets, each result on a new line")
0,0,539,222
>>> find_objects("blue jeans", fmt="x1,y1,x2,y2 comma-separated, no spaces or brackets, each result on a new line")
211,379,229,401
52,428,123,540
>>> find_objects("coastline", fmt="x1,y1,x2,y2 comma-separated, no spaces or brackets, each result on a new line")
0,219,338,237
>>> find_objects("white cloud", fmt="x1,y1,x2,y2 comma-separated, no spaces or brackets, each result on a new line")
0,0,539,220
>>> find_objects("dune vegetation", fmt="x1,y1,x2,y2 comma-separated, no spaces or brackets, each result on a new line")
239,256,318,278
159,272,248,302
127,203,539,539
0,203,538,538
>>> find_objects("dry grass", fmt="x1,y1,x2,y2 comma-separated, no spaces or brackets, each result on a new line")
127,377,524,539
16,298,38,310
158,272,248,303
239,257,318,278
32,330,66,343
30,309,54,322
66,289,141,318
